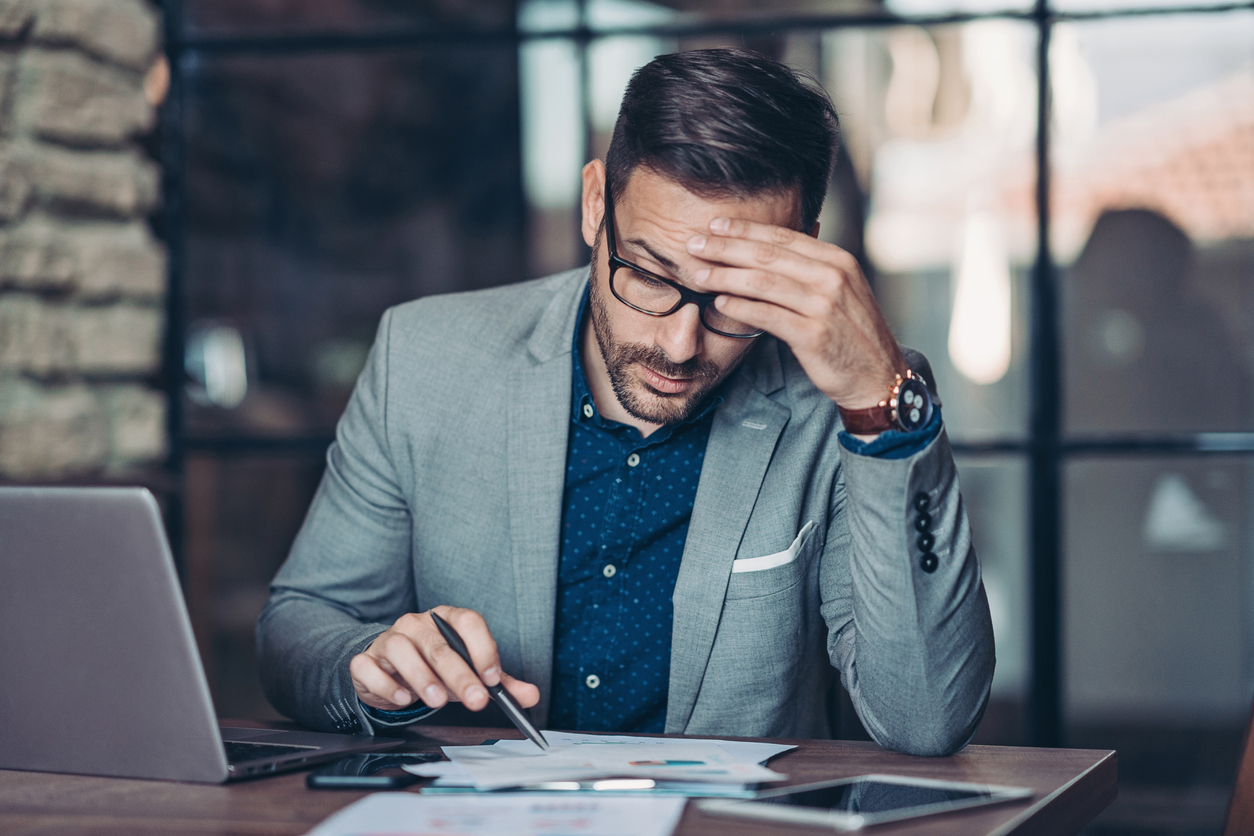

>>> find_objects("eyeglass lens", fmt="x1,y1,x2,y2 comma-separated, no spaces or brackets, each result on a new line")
610,266,761,337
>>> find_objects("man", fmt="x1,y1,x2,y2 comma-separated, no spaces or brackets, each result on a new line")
258,49,994,755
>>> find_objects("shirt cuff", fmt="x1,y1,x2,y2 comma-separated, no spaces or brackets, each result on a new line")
360,699,440,728
838,406,943,460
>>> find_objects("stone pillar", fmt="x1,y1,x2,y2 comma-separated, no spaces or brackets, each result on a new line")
0,0,165,478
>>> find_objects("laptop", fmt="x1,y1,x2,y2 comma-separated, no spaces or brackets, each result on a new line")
0,486,402,783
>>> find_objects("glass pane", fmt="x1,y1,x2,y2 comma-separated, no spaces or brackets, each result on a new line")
885,0,1033,15
182,0,514,38
184,454,325,720
1065,457,1254,832
1053,0,1238,15
957,455,1029,745
520,0,678,278
824,22,1038,440
183,47,525,438
1057,12,1254,435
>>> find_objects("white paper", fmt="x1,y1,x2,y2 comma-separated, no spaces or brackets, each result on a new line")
305,792,686,836
440,741,784,790
402,731,795,792
492,730,796,766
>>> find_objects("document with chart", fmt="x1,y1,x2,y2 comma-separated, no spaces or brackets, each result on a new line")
404,730,794,793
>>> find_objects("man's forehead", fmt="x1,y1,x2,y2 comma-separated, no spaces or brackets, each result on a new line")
615,168,803,233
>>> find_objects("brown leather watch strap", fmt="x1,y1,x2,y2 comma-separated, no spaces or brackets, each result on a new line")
838,370,929,434
837,401,894,434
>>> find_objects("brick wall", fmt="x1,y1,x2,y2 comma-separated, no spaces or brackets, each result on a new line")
0,0,165,478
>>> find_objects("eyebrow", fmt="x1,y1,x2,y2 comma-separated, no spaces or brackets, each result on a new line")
623,236,682,278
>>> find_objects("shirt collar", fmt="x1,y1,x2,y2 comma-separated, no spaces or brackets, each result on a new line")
570,282,724,435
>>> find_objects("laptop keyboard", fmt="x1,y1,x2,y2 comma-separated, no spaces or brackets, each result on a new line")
224,740,317,764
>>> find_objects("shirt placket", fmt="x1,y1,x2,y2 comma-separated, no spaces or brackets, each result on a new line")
576,437,647,729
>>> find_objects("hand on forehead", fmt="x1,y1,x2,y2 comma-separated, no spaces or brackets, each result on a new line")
614,169,803,280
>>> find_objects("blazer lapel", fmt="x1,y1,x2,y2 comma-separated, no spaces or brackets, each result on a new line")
505,269,586,726
666,341,790,733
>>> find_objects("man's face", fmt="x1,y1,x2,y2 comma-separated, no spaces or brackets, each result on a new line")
582,164,800,427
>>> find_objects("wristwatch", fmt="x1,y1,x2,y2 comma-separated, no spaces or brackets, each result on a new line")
837,370,934,434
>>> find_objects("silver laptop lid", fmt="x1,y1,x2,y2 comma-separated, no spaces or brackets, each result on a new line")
0,487,229,782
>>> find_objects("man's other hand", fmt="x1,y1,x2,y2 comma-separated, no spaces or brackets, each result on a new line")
688,217,906,413
349,605,540,713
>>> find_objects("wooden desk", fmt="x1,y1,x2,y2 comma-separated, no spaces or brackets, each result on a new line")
0,724,1115,835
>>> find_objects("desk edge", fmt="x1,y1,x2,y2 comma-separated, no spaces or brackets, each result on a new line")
987,750,1117,836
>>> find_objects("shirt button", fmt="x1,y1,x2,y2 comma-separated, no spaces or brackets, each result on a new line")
585,674,601,689
626,453,640,467
582,403,594,419
603,564,616,578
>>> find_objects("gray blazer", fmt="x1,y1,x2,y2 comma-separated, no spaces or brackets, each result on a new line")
257,267,994,755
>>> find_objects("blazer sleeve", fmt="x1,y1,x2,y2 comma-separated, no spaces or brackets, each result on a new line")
820,425,995,756
256,308,418,734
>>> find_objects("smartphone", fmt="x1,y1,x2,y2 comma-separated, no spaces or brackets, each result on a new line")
305,752,443,789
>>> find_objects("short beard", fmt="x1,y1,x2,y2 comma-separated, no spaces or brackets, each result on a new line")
587,244,729,426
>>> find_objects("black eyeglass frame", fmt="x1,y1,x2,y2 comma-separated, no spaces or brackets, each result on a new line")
602,178,764,339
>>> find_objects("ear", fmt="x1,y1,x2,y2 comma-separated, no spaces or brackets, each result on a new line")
808,221,820,239
581,160,606,248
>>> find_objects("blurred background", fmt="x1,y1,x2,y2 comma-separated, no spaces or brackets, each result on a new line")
0,0,1250,832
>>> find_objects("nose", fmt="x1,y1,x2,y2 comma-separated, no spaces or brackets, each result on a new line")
654,302,704,365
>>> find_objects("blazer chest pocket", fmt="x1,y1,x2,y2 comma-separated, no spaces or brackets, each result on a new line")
725,520,819,600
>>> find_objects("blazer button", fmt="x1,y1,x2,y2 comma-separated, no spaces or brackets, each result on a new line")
914,512,932,532
917,532,935,551
913,491,930,512
920,552,939,573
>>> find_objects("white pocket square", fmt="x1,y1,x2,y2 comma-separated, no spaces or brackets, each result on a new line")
731,520,817,574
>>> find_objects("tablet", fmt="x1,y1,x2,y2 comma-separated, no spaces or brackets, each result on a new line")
697,774,1033,829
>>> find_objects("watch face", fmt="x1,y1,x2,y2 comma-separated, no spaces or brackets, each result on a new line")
894,378,932,431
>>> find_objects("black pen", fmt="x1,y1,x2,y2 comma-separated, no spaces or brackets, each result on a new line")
430,611,550,751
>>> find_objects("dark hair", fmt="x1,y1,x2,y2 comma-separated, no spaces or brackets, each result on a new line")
605,48,840,231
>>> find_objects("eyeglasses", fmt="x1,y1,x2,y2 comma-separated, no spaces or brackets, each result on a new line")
603,178,764,339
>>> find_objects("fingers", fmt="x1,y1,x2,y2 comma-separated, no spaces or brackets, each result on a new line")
696,265,834,320
421,608,492,710
711,216,861,273
350,652,416,711
351,607,539,715
432,606,503,687
688,226,869,315
500,671,542,709
711,294,814,346
688,230,814,282
352,626,454,711
381,626,455,708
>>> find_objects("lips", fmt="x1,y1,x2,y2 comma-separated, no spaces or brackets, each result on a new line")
639,364,692,394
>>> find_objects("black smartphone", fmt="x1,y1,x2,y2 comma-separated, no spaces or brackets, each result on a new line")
305,752,443,789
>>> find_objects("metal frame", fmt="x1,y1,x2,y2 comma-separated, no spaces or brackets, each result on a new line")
160,0,1254,747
